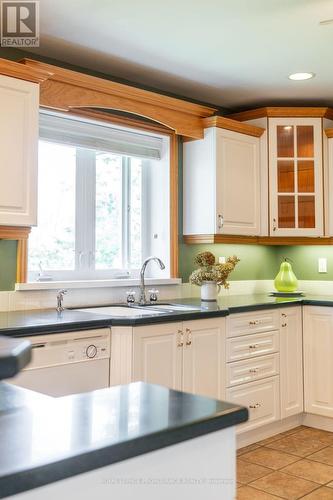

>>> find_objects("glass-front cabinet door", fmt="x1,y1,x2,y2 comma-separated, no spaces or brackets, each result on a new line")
269,118,323,236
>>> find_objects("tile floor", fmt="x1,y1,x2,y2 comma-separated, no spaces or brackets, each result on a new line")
237,426,333,499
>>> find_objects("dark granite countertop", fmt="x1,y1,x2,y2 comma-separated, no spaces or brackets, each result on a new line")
0,381,248,498
0,294,332,337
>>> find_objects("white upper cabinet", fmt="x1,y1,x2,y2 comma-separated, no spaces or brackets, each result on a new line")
183,126,261,236
268,118,323,236
0,75,39,226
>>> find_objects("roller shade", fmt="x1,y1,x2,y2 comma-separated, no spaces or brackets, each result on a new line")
39,112,163,160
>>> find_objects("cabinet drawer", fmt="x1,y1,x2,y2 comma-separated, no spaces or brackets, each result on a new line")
226,353,279,388
226,377,280,433
227,310,280,338
226,331,279,362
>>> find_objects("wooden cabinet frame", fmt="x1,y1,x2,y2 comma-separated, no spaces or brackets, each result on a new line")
0,226,31,283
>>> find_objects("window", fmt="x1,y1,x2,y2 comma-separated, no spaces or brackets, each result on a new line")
28,112,170,281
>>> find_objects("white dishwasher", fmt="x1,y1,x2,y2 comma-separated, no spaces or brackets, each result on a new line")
7,328,111,397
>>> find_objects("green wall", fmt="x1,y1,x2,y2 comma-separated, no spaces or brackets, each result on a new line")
0,241,17,291
275,246,333,281
179,243,278,282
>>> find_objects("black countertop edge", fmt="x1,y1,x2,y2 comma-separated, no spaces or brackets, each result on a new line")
227,300,304,314
0,405,247,499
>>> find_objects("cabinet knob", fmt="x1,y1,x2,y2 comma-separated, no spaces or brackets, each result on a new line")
177,330,184,348
249,403,261,409
185,328,192,346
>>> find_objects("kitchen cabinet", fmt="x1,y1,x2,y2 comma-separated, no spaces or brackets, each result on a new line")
182,318,225,399
0,75,39,226
132,322,183,391
280,307,303,418
269,118,323,236
303,306,333,418
183,124,261,237
126,318,226,399
225,309,280,433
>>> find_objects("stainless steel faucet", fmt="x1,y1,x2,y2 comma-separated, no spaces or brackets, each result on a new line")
56,289,68,312
139,257,165,305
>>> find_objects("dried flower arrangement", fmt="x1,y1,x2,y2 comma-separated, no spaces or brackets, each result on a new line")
189,251,240,288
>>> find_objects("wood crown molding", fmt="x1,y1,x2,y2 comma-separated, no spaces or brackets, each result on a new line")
228,107,333,122
202,116,265,137
0,226,30,240
325,128,333,138
20,58,217,139
183,234,333,245
0,58,52,84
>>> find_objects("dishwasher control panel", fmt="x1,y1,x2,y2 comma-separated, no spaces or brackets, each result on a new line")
23,328,111,370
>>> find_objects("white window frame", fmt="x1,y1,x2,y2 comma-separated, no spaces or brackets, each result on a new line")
28,142,150,282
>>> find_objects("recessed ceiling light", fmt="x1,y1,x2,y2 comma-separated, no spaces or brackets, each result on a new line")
288,72,315,81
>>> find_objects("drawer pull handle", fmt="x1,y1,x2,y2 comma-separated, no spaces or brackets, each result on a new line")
185,328,192,346
249,403,261,409
282,323,287,327
249,368,259,374
249,344,259,349
249,320,260,326
177,330,184,348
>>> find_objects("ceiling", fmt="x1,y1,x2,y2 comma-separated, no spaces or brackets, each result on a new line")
24,0,333,109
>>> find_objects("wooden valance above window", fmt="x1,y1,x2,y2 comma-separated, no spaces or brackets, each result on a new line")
20,58,218,139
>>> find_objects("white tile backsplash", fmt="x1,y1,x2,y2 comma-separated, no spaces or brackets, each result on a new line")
2,279,332,312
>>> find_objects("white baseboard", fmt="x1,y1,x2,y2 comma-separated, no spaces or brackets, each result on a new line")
237,415,302,449
302,413,333,431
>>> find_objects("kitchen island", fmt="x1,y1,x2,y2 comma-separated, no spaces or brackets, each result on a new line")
0,381,247,499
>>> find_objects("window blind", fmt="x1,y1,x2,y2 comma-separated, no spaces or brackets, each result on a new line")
39,111,163,160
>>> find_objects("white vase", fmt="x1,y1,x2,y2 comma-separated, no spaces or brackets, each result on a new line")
200,281,221,302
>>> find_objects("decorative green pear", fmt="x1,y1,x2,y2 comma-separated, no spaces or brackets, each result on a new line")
274,258,298,292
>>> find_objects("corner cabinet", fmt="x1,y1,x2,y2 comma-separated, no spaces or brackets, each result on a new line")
183,124,262,237
280,306,303,418
269,118,323,236
0,75,39,226
303,306,333,418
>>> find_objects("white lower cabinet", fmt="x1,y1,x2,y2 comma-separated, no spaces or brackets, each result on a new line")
226,377,280,432
182,319,225,399
303,306,333,418
132,322,183,391
131,318,226,399
280,306,304,418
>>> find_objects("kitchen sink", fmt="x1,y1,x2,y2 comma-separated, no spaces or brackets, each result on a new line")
74,303,201,317
75,306,167,317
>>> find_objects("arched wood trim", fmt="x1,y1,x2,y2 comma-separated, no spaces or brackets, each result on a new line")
20,58,217,139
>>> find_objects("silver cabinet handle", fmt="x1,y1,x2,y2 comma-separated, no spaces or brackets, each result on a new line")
273,218,277,232
177,330,184,348
185,328,192,346
249,403,261,409
218,214,224,230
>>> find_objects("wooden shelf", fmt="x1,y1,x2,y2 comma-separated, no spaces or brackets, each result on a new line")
183,234,333,245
